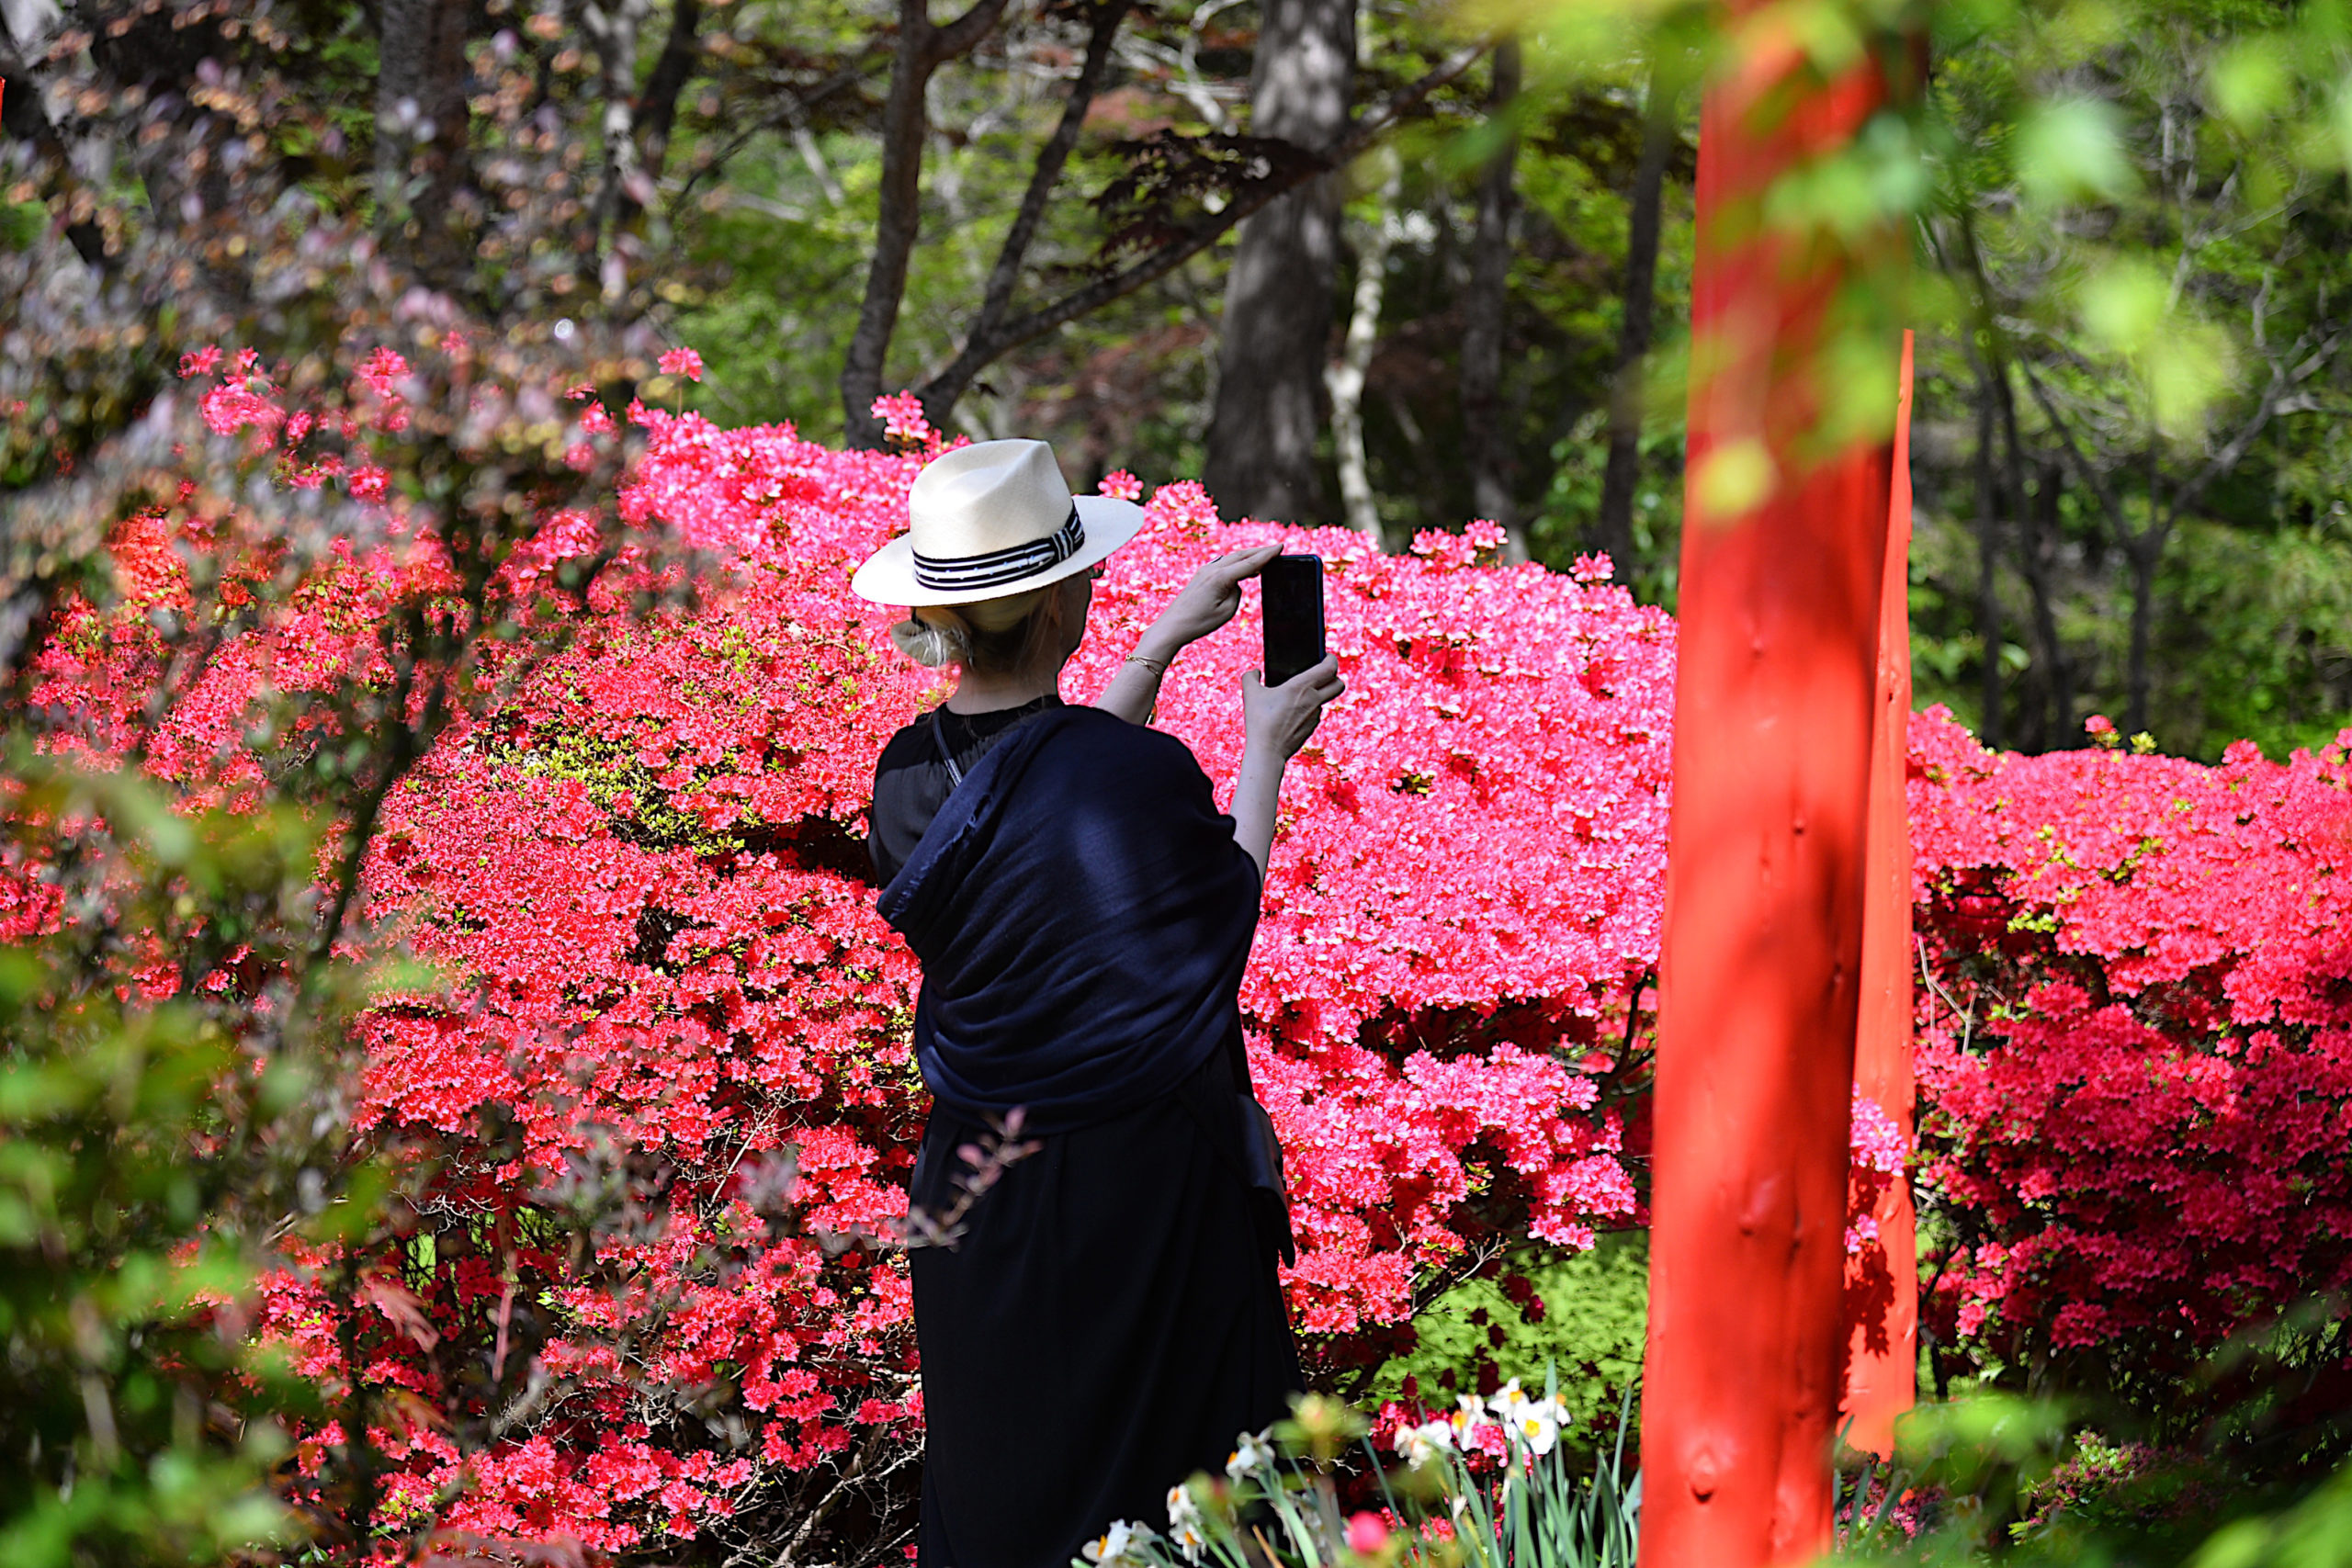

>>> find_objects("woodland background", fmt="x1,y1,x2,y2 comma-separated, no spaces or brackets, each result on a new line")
13,0,2349,761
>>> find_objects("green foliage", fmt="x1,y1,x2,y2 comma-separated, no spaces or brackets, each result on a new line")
0,761,388,1568
1371,1232,1648,1448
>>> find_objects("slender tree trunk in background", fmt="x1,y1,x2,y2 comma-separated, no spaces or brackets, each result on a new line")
634,0,703,186
2122,521,2169,736
2018,461,2074,749
1201,0,1354,522
1989,358,2072,750
582,0,651,280
1327,144,1399,545
376,0,476,288
1969,359,2004,749
2122,444,2169,737
839,0,1015,446
589,0,704,247
1595,53,1677,575
1458,38,1522,559
900,33,1488,442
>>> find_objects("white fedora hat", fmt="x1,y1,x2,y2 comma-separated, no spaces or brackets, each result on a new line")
852,439,1148,607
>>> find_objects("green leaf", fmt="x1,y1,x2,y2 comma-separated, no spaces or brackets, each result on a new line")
2016,96,2136,206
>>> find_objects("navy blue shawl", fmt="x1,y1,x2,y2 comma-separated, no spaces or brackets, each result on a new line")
876,705,1261,1134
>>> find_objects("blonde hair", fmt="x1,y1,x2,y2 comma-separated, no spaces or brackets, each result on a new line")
890,587,1052,675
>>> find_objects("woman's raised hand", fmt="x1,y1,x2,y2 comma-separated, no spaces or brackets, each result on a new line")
1242,655,1344,761
1139,545,1285,657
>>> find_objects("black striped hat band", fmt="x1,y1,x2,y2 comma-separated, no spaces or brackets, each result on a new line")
911,505,1086,593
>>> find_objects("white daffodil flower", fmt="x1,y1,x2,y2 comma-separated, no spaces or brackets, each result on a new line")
1225,1428,1276,1480
1450,1393,1486,1438
1166,1483,1204,1530
1396,1417,1455,1470
1512,1406,1559,1457
1082,1520,1154,1566
1487,1378,1531,1423
1170,1517,1207,1563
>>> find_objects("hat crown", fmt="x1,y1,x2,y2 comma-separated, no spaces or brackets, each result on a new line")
907,440,1075,559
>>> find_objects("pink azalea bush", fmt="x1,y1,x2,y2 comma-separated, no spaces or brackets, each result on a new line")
1906,709,2352,1379
22,349,2352,1556
23,372,1668,1552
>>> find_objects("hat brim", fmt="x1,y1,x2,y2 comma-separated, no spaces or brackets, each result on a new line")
850,494,1149,607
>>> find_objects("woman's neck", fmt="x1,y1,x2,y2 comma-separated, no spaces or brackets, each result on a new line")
945,665,1062,714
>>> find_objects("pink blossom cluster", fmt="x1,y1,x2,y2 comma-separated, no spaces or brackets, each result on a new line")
20,370,1678,1549
1906,707,2352,1370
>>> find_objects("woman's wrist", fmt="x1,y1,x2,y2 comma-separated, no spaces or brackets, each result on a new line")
1131,618,1193,667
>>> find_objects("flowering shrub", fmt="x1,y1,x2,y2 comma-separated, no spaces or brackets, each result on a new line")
1906,709,2352,1382
30,352,2352,1558
24,379,1676,1556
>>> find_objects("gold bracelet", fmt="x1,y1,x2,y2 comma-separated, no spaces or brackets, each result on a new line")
1124,653,1170,679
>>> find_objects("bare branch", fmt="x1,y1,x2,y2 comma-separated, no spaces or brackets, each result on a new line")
2018,357,2135,538
2166,328,2344,525
927,0,1015,67
914,35,1494,420
966,0,1133,363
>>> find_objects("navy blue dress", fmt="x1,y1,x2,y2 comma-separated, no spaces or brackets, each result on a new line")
872,704,1301,1567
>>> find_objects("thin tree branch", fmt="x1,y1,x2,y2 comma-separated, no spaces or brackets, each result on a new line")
2165,329,2342,525
634,0,704,186
927,0,1014,67
964,0,1133,367
915,35,1494,419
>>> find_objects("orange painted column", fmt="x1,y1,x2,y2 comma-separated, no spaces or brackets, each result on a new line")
1635,21,1908,1568
1840,333,1918,1458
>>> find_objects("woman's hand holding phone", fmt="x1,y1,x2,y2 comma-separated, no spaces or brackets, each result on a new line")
1138,545,1284,659
1231,655,1343,879
1243,656,1344,761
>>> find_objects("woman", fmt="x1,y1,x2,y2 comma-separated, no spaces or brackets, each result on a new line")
852,439,1344,1566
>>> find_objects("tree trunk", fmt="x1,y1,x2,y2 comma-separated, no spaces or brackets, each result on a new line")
1595,52,1677,574
582,0,651,281
1326,144,1399,545
634,0,703,186
1200,0,1354,523
2123,528,2165,737
1969,356,2003,748
914,0,1131,430
1458,38,1522,558
2019,460,2074,749
900,37,1489,445
838,0,1013,446
587,0,705,245
376,0,475,287
839,1,935,446
1988,358,2071,750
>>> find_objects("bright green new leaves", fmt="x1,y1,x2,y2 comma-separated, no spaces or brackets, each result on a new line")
0,760,391,1568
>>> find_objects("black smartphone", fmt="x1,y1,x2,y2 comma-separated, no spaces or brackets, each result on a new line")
1261,554,1326,688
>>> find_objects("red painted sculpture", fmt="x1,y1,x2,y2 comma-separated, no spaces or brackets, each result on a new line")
1638,18,1913,1567
1842,333,1919,1459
